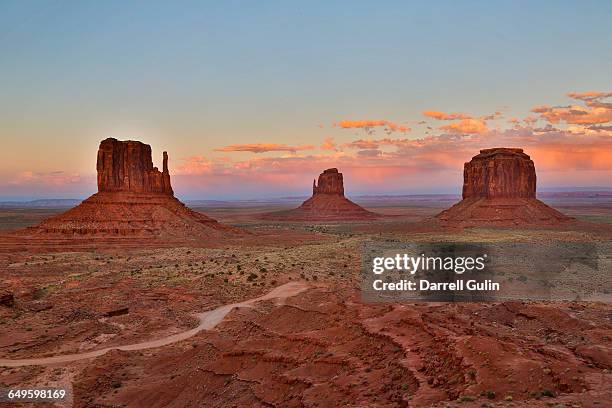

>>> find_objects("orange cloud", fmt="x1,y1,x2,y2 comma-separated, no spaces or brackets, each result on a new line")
439,118,488,134
342,138,414,149
422,111,470,120
333,120,410,134
6,92,612,199
215,143,314,153
531,104,612,125
385,122,411,133
169,123,612,197
567,91,612,101
532,91,612,125
186,94,612,195
481,111,503,121
321,137,337,150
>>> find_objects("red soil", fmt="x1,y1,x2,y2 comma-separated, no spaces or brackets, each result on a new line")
436,197,571,227
70,286,611,408
18,192,234,239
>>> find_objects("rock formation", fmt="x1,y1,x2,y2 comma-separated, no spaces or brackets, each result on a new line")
262,168,379,221
22,138,236,240
462,148,536,199
436,148,570,226
97,138,173,194
312,168,345,195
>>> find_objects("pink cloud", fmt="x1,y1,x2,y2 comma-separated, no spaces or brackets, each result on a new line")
174,156,214,175
532,91,612,125
342,138,415,149
173,119,612,197
333,120,410,135
7,92,611,199
531,104,612,125
0,171,95,198
215,143,314,153
10,171,84,186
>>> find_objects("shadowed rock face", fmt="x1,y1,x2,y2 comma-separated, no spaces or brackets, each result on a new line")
313,168,345,196
462,148,536,199
97,138,173,195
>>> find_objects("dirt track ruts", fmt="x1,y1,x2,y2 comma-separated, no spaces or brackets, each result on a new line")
0,281,310,367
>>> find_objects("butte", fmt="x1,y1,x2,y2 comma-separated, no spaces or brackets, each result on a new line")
262,168,379,221
17,138,236,242
436,148,571,226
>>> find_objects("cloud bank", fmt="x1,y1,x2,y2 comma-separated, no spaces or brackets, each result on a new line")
4,92,611,198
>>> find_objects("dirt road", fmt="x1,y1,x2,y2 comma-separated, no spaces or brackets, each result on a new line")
0,281,310,367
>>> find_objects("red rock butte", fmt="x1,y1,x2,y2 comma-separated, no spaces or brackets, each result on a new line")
436,148,570,226
262,168,379,221
97,138,173,195
17,138,235,241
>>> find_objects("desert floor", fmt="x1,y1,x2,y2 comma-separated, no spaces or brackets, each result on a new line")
0,195,610,408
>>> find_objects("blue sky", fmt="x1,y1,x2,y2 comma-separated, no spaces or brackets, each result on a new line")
1,1,611,199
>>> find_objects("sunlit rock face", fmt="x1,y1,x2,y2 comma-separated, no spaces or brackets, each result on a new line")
462,148,536,199
436,148,571,226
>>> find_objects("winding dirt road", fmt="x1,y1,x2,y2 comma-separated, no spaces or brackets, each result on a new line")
0,281,309,368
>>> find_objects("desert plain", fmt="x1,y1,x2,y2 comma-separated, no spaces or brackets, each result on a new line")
0,192,610,408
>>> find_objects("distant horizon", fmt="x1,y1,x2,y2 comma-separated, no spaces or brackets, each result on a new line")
2,185,612,203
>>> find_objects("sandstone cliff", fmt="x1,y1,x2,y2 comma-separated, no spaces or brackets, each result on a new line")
313,168,345,195
97,138,173,195
462,148,535,199
437,148,570,226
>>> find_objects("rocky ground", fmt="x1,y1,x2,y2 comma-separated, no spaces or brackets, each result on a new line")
0,200,610,407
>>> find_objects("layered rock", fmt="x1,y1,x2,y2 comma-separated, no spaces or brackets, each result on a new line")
313,168,345,195
262,168,379,221
437,148,570,226
97,138,173,194
21,138,236,240
462,148,535,199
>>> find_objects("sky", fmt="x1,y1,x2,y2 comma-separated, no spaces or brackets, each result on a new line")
1,1,611,200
